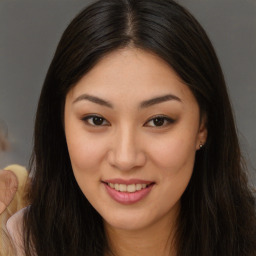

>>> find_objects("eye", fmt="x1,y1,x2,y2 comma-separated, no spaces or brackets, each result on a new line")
145,115,175,127
82,115,109,126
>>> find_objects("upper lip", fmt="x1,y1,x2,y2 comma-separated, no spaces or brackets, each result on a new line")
103,179,154,185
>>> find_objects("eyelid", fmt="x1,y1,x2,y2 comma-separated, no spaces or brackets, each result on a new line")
81,114,110,126
144,115,175,127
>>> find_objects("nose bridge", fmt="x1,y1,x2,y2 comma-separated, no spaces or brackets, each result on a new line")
118,123,136,156
109,123,145,171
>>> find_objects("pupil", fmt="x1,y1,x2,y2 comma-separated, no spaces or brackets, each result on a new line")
153,118,164,126
93,117,103,125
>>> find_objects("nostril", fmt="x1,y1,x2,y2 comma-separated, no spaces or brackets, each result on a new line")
106,141,146,171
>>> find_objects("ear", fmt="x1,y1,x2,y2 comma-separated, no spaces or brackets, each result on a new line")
196,114,207,150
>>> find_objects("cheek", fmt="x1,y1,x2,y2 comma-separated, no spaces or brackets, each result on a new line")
66,132,106,200
148,134,197,174
148,127,196,178
67,136,107,175
147,134,196,210
68,138,100,170
65,119,107,175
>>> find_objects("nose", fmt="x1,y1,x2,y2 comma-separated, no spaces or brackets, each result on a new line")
107,126,146,171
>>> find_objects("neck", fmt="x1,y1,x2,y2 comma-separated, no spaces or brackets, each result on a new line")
104,208,178,256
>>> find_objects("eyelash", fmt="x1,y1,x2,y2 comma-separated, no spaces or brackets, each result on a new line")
145,115,175,127
81,115,175,128
82,115,110,126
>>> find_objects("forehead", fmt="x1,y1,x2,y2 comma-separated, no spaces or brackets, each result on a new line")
66,48,196,106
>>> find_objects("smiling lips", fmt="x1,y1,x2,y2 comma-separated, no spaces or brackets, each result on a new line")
108,183,148,192
103,179,155,205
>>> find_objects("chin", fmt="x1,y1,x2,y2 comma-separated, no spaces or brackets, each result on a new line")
101,209,158,232
105,218,148,231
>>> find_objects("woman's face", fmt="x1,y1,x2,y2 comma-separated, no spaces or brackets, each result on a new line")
64,48,207,232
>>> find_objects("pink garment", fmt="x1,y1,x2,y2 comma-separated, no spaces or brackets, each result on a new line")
6,207,26,256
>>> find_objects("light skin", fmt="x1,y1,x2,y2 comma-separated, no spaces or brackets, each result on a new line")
64,48,207,256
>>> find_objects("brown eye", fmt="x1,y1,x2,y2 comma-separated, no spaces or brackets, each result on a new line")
82,115,109,126
145,115,175,127
152,117,165,126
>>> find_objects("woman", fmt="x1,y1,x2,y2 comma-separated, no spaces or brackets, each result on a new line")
7,0,256,255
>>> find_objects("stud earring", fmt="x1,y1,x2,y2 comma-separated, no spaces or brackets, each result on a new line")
199,143,204,149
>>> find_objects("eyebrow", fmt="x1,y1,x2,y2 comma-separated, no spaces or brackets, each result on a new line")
72,93,181,108
73,94,113,108
140,94,182,108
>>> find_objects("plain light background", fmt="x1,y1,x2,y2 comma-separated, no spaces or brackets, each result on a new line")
0,0,255,184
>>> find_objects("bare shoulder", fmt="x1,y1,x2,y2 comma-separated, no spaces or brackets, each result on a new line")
6,207,27,256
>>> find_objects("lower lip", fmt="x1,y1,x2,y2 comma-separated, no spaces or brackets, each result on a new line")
103,183,154,205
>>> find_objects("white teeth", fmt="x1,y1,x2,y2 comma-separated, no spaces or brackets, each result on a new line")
127,184,136,192
119,184,127,192
136,184,142,190
108,183,149,193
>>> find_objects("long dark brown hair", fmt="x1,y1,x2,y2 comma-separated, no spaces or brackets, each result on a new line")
24,0,256,255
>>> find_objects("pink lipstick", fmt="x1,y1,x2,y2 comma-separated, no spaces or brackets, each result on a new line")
103,179,155,205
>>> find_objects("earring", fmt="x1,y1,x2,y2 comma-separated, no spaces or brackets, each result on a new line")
199,142,204,149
